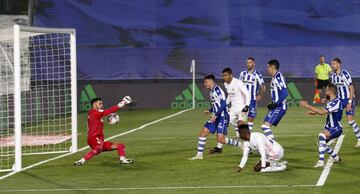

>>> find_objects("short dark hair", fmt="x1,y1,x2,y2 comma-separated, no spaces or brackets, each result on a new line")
238,124,250,133
332,58,342,64
268,59,280,70
319,55,325,58
222,67,233,74
203,74,215,81
247,57,255,61
327,84,337,94
91,97,102,105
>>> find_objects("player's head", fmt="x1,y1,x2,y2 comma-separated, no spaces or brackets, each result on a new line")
319,55,325,64
325,84,337,100
238,124,251,141
91,97,103,110
222,67,233,83
203,74,216,89
331,58,341,71
246,57,255,71
267,59,280,76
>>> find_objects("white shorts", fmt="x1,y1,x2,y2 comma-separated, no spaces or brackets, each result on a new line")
228,109,248,127
266,141,284,162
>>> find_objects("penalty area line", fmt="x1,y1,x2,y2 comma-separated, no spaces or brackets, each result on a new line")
0,108,192,181
316,134,345,186
0,184,317,192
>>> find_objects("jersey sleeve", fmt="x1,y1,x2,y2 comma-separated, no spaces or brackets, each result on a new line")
326,64,332,73
238,81,250,106
257,72,265,86
343,70,353,86
213,87,227,117
274,74,288,105
92,105,120,119
315,65,319,74
325,100,340,113
239,142,250,168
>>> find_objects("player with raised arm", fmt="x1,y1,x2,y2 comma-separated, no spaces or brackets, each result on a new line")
189,75,242,160
299,84,343,168
74,97,134,165
239,57,266,131
261,59,288,140
209,68,251,154
236,124,287,173
330,58,360,147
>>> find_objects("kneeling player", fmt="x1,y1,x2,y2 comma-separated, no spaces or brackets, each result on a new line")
74,97,134,165
300,84,342,168
236,124,287,173
189,75,242,160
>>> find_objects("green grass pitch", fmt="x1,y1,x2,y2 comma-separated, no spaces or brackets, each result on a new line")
0,107,360,193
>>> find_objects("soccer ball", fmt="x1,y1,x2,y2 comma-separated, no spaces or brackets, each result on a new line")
108,113,120,125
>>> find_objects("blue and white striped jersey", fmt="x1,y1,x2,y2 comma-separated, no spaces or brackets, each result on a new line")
331,69,353,100
209,85,228,118
325,98,343,129
239,70,265,101
270,71,288,107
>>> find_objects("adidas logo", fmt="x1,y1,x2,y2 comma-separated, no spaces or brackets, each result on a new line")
79,84,97,112
286,82,303,107
171,84,211,109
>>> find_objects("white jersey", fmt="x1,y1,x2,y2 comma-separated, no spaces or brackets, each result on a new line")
239,132,284,168
224,78,250,112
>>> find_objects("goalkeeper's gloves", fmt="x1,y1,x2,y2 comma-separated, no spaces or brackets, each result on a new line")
267,102,277,110
118,96,132,108
241,105,249,113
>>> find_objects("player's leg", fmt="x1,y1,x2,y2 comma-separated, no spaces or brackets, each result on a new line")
74,138,103,166
102,142,134,164
189,125,211,160
262,144,287,172
210,112,237,154
216,118,242,148
345,101,360,147
253,160,270,172
314,130,331,168
262,106,286,140
325,127,343,163
248,100,257,131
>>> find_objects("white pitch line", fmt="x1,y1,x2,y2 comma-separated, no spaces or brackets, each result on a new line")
316,134,345,186
0,109,192,181
0,184,317,192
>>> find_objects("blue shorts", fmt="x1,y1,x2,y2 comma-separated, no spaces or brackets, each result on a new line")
248,100,257,119
204,117,229,135
264,105,287,126
340,99,355,116
324,126,343,140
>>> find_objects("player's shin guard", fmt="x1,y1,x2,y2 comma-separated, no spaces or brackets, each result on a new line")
318,133,327,161
248,122,254,132
197,137,206,156
349,120,360,139
117,144,126,157
325,145,339,160
84,146,102,161
261,125,274,140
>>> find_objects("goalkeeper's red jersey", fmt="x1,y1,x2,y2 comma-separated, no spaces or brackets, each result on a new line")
87,105,119,142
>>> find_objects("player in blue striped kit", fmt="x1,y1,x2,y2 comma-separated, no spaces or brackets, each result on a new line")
189,74,242,160
239,57,266,131
330,58,360,147
300,84,343,168
262,59,288,140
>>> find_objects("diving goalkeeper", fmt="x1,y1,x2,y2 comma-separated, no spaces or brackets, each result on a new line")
74,96,134,165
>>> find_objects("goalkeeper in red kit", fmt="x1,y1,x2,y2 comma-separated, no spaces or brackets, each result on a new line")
74,96,134,165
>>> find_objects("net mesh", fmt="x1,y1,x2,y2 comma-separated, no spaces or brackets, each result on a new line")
0,27,73,171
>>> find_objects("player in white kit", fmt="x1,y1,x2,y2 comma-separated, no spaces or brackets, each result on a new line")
236,124,287,173
209,68,250,154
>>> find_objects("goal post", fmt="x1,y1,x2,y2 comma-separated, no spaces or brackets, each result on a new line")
0,25,77,172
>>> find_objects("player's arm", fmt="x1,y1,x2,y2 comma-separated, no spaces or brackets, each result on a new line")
94,96,132,118
299,100,327,115
258,141,267,170
257,74,266,101
268,78,288,109
238,82,250,111
237,146,250,172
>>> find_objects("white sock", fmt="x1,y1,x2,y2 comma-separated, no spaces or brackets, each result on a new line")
120,156,126,161
80,158,86,163
217,142,223,149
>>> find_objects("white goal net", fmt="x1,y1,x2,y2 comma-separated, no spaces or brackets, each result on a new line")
0,25,77,172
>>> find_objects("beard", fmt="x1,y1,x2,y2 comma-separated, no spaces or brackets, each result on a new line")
326,95,331,100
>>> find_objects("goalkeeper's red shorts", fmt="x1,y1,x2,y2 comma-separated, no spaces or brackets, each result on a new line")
88,137,113,151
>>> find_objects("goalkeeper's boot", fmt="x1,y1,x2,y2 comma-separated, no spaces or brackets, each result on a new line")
189,154,203,160
120,158,135,164
355,140,360,148
208,147,222,154
313,160,324,168
74,159,85,166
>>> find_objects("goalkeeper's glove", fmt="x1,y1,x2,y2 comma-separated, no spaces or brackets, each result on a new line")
241,105,249,113
118,96,132,107
267,102,277,110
